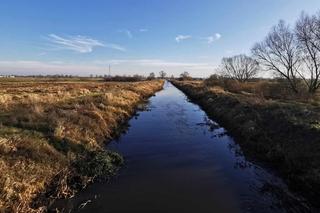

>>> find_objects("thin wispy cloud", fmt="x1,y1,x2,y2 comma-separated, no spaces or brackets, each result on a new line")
0,60,105,76
0,59,211,69
204,33,222,44
139,29,148,32
119,29,133,38
104,43,126,52
0,59,214,77
38,52,47,56
215,33,221,39
45,34,126,53
225,50,234,55
175,35,192,43
1,59,210,73
94,59,212,69
46,34,105,53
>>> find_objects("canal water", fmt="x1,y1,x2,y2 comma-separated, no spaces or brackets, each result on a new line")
53,81,313,212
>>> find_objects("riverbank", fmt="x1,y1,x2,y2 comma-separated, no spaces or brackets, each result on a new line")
0,79,164,212
171,80,320,206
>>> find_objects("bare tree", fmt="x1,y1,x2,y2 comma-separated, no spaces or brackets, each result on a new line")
159,70,166,79
147,72,156,80
180,71,190,79
220,54,259,82
252,20,300,93
295,12,320,93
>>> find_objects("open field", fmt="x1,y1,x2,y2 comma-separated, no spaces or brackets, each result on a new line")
171,80,320,206
0,78,164,212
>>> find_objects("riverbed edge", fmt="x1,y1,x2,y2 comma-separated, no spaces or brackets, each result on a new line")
31,80,165,212
171,80,320,207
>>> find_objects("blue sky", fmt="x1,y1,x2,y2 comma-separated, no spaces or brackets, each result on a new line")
1,0,320,77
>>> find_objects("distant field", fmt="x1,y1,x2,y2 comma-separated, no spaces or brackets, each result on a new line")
0,76,106,83
0,78,164,212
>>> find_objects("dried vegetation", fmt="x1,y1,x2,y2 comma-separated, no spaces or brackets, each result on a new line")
0,78,163,212
172,80,320,206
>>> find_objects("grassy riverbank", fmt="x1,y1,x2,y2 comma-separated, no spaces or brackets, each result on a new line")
0,78,164,212
172,80,320,205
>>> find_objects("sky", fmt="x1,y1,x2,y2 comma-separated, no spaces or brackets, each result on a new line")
1,0,320,77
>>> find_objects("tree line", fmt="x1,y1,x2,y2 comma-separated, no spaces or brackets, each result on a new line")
218,11,320,95
105,71,181,82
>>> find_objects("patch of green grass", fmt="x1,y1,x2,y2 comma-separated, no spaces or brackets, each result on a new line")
74,150,123,178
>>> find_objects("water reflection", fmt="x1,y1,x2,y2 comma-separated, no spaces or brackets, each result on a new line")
50,82,315,213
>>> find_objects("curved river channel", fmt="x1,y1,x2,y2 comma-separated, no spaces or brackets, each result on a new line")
52,82,315,213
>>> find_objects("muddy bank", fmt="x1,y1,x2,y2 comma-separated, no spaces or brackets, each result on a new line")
171,80,320,206
0,80,164,212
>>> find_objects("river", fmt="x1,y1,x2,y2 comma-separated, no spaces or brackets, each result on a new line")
51,81,313,213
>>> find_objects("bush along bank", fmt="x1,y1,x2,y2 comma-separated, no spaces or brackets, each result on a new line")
171,80,320,206
0,80,164,212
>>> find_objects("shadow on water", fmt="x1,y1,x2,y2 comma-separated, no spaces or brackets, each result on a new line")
50,81,316,213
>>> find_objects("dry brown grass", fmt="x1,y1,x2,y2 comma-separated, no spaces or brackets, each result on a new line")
204,77,320,102
0,79,164,212
172,80,320,206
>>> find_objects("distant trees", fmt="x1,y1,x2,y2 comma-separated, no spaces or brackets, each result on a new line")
147,72,156,80
105,75,146,82
220,54,259,82
159,70,167,79
180,71,190,80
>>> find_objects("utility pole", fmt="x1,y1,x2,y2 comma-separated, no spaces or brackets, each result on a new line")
108,64,111,77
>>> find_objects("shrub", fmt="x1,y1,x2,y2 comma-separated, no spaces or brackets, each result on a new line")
204,74,221,87
104,75,146,82
205,76,256,94
253,80,310,100
73,150,123,178
222,78,242,93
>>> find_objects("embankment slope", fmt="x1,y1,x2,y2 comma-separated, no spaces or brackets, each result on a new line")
172,80,320,206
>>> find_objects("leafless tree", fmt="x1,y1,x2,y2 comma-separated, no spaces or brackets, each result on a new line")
159,70,166,79
180,71,190,79
147,72,156,80
220,54,259,82
295,12,320,93
252,20,300,93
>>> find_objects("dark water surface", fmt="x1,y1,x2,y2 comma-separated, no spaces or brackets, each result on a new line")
53,82,313,213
